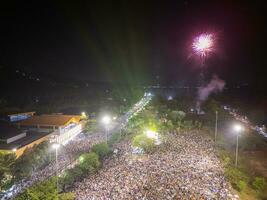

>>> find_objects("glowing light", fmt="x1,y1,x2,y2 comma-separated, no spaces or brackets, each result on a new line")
192,33,214,58
52,143,60,150
12,148,17,152
102,115,111,125
233,124,243,133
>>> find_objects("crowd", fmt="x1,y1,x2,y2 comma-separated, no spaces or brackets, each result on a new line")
73,131,238,200
2,132,106,200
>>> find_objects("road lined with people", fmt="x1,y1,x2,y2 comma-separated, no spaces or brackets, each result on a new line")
1,95,152,200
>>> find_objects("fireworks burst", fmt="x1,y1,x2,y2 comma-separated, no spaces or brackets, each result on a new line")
192,33,214,58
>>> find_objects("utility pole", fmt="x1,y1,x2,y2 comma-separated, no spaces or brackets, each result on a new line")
215,111,218,143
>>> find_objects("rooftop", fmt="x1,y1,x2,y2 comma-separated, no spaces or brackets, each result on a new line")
18,114,81,127
0,121,23,140
0,131,51,150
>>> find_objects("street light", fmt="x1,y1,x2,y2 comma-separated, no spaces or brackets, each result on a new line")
233,124,243,167
215,111,218,142
102,115,111,143
52,143,60,196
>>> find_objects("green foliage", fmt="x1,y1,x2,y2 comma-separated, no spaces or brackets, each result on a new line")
15,177,58,200
236,180,247,192
12,155,33,179
132,133,156,153
79,152,100,172
169,110,186,123
59,192,75,200
91,143,111,159
252,177,266,192
60,169,76,189
166,120,174,130
13,141,53,179
225,167,249,191
15,177,75,200
183,120,193,130
0,152,16,190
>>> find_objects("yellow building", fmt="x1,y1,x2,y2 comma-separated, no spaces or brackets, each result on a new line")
17,114,83,145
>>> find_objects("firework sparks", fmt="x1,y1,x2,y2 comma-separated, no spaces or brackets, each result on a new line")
192,33,214,58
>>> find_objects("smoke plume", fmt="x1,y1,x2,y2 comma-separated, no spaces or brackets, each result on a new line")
196,74,225,111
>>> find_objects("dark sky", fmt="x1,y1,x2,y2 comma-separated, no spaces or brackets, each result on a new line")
0,0,267,87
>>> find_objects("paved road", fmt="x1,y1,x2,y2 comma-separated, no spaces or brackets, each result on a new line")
1,95,152,200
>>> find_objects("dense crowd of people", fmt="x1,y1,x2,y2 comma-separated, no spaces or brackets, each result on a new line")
2,133,106,200
2,96,151,200
73,131,239,200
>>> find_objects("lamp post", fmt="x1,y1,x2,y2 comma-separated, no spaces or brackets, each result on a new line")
102,115,111,143
52,143,60,197
215,111,218,142
233,124,243,167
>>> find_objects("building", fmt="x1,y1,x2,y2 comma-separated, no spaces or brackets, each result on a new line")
17,114,83,145
0,121,52,157
8,111,35,122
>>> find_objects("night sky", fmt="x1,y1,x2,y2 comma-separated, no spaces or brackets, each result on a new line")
1,0,267,87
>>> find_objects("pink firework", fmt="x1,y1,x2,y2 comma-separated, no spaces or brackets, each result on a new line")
192,33,214,58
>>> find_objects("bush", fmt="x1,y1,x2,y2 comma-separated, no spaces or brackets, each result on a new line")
13,141,53,179
60,169,76,189
92,143,111,159
59,192,75,200
79,152,100,173
132,133,156,153
236,180,247,191
252,177,266,192
15,177,75,200
15,177,58,200
225,167,249,191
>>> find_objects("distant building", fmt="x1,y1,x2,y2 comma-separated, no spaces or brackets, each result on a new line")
8,111,35,122
17,114,83,145
0,121,52,157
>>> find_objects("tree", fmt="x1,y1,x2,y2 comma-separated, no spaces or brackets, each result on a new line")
15,177,58,200
0,152,16,178
132,133,156,153
15,177,75,200
79,153,100,173
91,143,111,159
169,110,186,123
0,152,16,191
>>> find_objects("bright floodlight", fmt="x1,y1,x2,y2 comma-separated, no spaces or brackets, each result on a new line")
81,112,86,116
52,143,60,149
102,115,111,125
146,130,158,139
192,33,214,58
233,124,243,133
12,148,17,152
